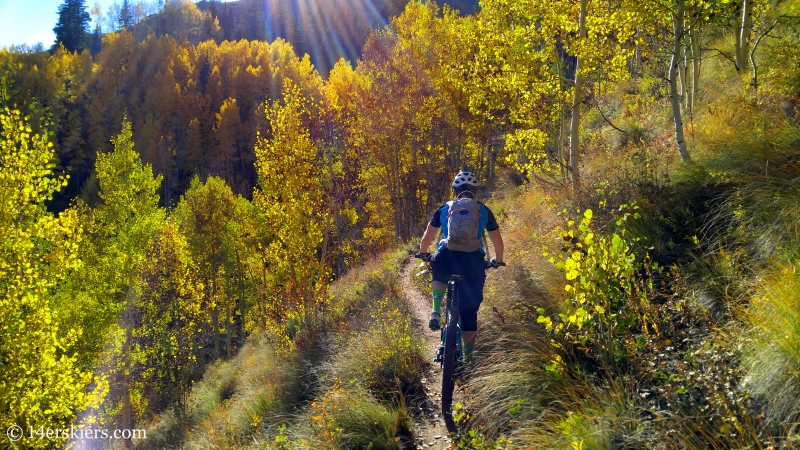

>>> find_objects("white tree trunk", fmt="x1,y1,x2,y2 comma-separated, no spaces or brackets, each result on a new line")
554,45,568,176
569,0,588,189
688,24,700,113
670,0,692,163
635,28,642,74
736,0,753,70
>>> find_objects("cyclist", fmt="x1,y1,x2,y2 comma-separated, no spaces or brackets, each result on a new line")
418,171,504,363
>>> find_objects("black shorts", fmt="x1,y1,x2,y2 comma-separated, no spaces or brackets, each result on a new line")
430,248,486,332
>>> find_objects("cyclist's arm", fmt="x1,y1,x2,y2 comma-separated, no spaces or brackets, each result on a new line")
420,223,438,253
488,229,504,262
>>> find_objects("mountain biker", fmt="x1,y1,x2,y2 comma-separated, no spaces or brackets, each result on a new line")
417,171,504,363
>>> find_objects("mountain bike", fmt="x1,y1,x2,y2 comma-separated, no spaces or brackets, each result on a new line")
415,253,505,433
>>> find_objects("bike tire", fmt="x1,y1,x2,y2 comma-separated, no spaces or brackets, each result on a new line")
441,306,459,431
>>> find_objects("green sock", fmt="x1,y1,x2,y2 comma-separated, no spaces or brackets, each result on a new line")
463,341,475,363
432,289,445,313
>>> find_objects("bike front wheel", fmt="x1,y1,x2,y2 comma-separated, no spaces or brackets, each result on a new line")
441,308,459,432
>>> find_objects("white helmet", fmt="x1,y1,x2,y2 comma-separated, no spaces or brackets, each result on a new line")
452,171,479,188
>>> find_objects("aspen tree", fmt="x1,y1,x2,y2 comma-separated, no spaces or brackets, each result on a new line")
173,175,236,361
253,80,329,350
61,117,164,362
84,118,163,435
134,221,204,422
0,106,95,449
474,0,641,185
212,98,241,187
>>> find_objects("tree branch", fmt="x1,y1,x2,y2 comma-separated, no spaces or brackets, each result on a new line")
750,18,780,90
591,93,627,134
706,47,738,69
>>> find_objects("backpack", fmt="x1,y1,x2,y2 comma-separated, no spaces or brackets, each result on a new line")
444,195,482,252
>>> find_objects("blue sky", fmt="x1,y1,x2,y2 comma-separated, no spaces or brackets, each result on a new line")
0,0,150,49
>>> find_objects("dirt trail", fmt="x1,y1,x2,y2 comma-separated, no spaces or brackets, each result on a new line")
400,256,454,450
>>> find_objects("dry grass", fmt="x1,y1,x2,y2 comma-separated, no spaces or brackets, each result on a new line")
140,334,302,449
742,262,800,426
249,246,422,449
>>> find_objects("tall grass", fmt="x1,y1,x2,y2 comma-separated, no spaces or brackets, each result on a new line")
253,247,423,449
324,298,425,401
305,385,411,450
695,100,800,259
140,334,303,449
742,262,800,425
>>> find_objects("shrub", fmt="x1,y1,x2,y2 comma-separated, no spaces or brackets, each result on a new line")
540,206,659,362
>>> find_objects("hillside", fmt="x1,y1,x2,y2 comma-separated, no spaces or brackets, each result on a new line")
2,0,800,448
136,0,480,74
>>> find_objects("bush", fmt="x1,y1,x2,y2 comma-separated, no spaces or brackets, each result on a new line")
540,206,659,363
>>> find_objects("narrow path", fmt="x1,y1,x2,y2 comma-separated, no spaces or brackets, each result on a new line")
400,256,453,450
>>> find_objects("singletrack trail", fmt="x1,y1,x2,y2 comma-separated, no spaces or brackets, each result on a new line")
400,256,454,449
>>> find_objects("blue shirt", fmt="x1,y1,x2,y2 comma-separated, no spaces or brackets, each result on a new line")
429,201,499,253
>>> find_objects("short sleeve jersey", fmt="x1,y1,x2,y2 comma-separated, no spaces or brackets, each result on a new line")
429,200,499,253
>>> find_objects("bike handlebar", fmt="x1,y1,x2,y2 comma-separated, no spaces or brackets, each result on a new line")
415,252,432,262
487,260,506,269
414,253,506,269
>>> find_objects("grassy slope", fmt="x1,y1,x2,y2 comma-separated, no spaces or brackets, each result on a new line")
138,247,426,449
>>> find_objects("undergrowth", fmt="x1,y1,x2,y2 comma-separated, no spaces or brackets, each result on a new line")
455,34,800,447
138,247,424,449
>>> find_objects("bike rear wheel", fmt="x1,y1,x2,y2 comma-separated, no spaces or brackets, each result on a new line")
441,307,459,432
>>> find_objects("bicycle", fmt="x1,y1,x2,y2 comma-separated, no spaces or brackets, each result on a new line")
415,252,505,433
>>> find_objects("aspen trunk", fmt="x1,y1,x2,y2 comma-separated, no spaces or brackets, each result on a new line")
226,301,231,359
121,382,133,448
678,51,686,107
554,45,567,176
261,264,268,329
559,107,567,176
236,253,246,341
685,26,694,113
670,0,692,163
121,291,134,449
734,13,743,69
410,138,419,239
211,280,220,360
569,0,588,189
635,28,642,75
688,25,700,114
736,0,753,70
681,18,689,109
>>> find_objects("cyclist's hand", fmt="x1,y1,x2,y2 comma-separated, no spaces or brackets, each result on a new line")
415,252,432,262
489,258,506,268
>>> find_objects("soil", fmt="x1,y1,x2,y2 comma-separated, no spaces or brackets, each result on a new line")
400,256,455,450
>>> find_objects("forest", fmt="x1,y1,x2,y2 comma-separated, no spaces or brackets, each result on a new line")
1,0,800,448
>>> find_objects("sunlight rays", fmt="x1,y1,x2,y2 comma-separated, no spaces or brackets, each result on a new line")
257,0,390,73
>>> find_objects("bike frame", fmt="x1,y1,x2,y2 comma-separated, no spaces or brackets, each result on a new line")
435,276,463,366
